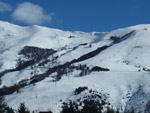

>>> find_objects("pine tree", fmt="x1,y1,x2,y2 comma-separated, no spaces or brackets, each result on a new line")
125,107,135,113
0,96,6,113
5,107,15,113
130,107,135,113
116,108,120,113
145,100,150,113
61,101,76,113
18,103,29,113
106,106,115,113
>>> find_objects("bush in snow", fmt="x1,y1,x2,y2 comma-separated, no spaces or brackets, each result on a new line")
74,86,88,95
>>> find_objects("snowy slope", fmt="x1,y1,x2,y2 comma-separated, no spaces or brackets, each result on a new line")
0,21,105,71
79,25,150,71
4,72,150,113
0,21,150,113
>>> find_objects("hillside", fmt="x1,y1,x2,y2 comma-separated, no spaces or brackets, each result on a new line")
0,21,150,113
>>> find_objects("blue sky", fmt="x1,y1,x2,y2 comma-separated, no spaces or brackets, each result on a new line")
0,0,150,32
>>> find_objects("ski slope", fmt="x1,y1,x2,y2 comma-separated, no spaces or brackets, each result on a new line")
0,21,150,112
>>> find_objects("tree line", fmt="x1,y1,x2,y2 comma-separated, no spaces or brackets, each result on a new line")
1,95,150,113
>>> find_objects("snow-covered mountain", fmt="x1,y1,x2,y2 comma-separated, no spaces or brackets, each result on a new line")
0,21,150,113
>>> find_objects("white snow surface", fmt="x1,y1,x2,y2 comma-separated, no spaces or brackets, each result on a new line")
0,21,150,112
0,21,103,71
4,72,150,113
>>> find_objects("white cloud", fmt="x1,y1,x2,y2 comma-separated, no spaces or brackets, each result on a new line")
12,2,52,25
0,2,12,13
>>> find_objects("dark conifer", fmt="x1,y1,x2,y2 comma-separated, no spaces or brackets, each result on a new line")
0,96,6,113
18,103,29,113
